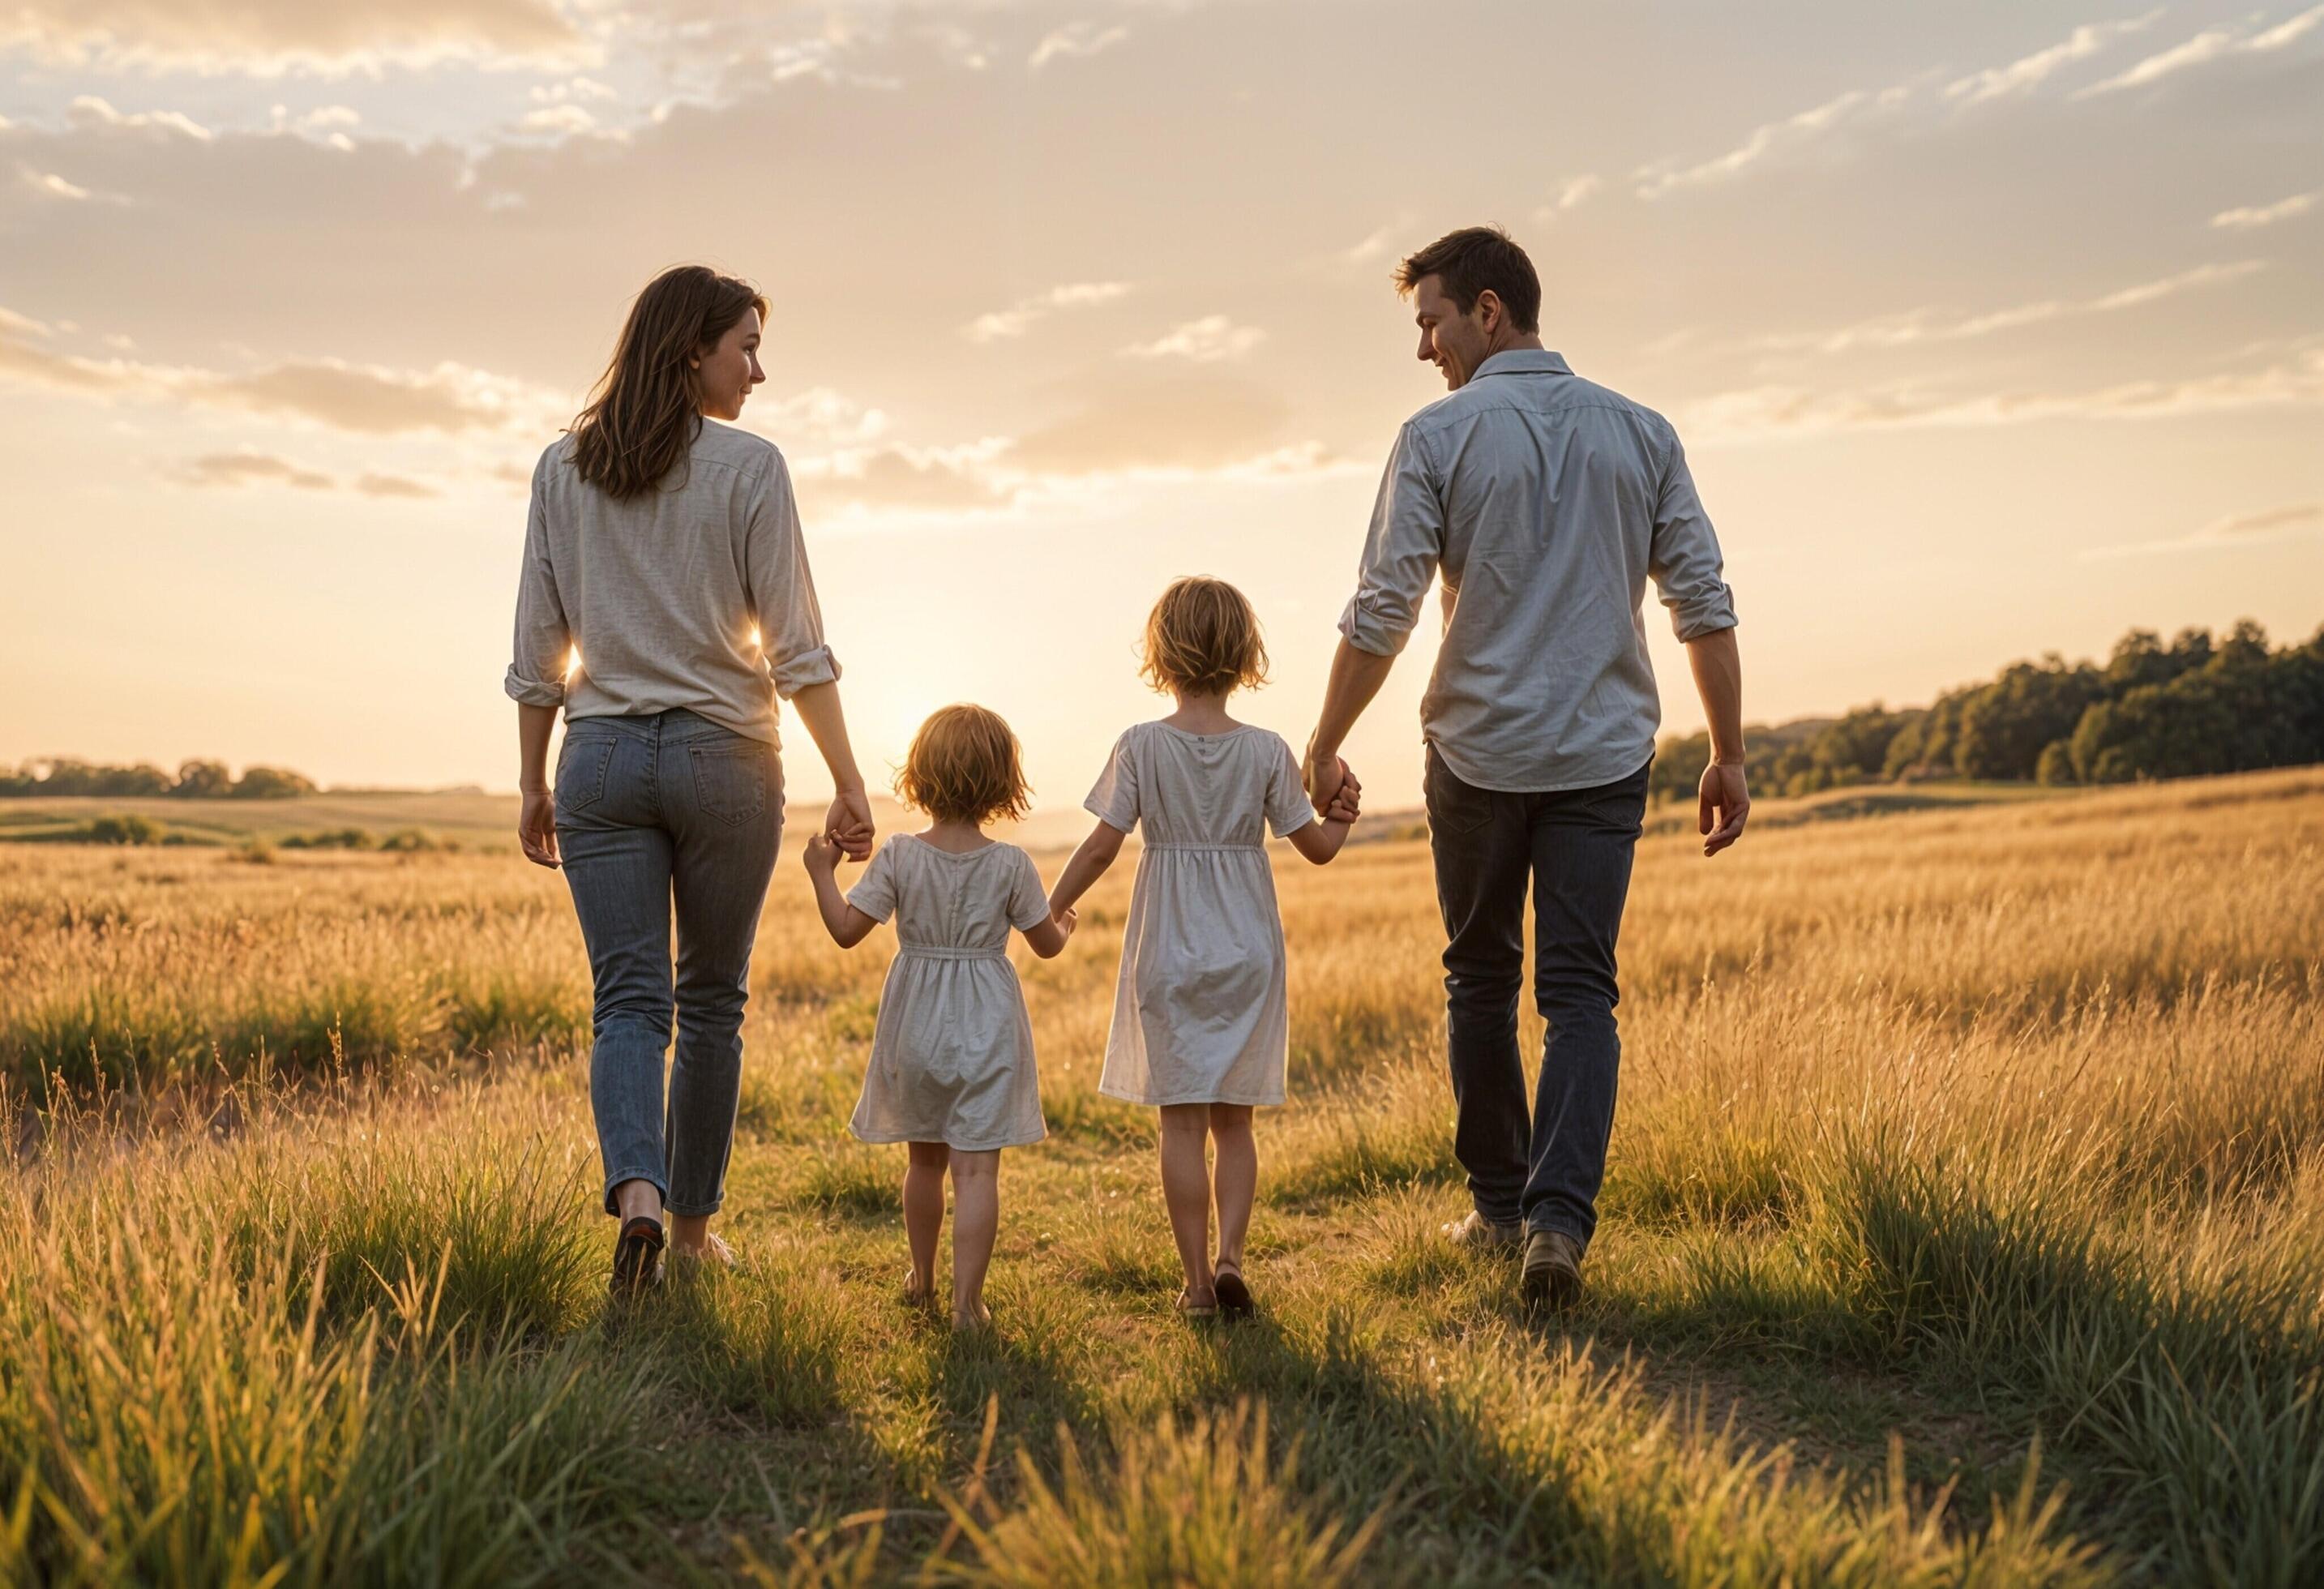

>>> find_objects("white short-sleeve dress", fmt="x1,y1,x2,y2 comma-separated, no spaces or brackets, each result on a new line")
845,834,1053,1150
1086,722,1317,1107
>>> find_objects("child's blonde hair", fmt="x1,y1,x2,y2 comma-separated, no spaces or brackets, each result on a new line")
897,704,1031,826
1140,576,1269,698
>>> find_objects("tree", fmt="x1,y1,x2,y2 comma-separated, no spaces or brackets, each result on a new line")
172,760,233,799
1952,657,2107,782
2069,625,2323,783
230,766,319,800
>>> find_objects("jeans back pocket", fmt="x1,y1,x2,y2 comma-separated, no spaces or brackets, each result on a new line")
556,734,616,813
690,743,770,827
1423,745,1495,837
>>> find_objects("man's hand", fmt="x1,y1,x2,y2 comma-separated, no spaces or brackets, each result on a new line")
824,787,875,862
1303,745,1355,816
518,786,560,869
1697,761,1749,857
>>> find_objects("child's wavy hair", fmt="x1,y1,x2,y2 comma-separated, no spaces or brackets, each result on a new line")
897,705,1031,826
1140,576,1269,698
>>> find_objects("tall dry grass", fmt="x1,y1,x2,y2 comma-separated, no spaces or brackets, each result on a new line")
0,766,2318,1582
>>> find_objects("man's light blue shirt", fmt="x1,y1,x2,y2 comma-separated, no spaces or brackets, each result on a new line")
1339,349,1737,793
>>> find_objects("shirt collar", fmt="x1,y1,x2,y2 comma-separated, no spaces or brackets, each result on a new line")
1470,349,1573,381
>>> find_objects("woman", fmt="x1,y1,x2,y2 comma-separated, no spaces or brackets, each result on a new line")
506,264,875,1293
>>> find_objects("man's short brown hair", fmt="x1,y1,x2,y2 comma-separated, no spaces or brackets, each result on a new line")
1393,226,1541,335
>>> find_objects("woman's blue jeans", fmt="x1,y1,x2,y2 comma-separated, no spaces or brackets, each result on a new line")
554,709,781,1217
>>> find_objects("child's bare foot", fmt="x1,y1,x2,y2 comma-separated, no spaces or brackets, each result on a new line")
669,1230,735,1276
1175,1287,1219,1321
902,1269,940,1311
952,1299,991,1331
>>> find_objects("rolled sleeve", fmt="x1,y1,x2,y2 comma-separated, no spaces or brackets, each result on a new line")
745,452,842,700
1337,421,1444,657
1649,430,1737,643
505,460,571,707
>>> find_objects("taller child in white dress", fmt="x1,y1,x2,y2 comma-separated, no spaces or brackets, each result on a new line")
1048,577,1360,1321
804,705,1074,1330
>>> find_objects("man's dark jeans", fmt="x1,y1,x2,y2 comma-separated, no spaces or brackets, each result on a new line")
1424,744,1649,1249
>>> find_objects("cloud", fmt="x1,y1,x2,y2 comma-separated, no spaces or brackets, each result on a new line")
171,451,447,497
745,385,892,448
1944,13,2159,105
2212,191,2318,229
1749,261,2266,355
1684,348,2324,443
1635,86,1899,199
793,442,1016,512
0,0,586,75
520,104,598,136
1121,315,1265,362
67,96,212,141
2077,3,2324,96
2082,502,2324,558
1536,174,1603,220
0,315,559,434
188,358,546,432
353,471,443,498
962,281,1132,343
176,451,335,490
530,77,616,105
1341,222,1406,268
1008,370,1302,475
1028,22,1127,71
22,168,95,200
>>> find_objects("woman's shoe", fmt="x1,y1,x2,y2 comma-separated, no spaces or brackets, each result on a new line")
610,1214,666,1297
1212,1266,1255,1321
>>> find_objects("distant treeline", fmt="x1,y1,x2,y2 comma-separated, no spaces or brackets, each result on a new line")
1654,619,2324,803
0,759,319,801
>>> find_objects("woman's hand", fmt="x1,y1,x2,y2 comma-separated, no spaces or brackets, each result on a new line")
824,787,875,862
518,786,560,868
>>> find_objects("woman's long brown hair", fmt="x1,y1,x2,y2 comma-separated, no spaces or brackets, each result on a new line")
568,265,768,500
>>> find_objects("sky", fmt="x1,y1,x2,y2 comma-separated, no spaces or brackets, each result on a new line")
2,0,2320,811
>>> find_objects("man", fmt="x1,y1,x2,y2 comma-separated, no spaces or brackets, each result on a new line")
1304,225,1748,1313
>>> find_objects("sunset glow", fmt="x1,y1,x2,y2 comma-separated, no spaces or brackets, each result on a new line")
2,2,2318,807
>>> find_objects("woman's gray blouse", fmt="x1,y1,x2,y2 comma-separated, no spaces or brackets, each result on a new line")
505,419,839,745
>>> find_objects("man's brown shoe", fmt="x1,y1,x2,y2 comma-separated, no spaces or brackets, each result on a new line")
1521,1228,1584,1313
1443,1210,1525,1250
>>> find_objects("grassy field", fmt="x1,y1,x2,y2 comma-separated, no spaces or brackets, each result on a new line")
0,790,1087,854
2,767,2320,1584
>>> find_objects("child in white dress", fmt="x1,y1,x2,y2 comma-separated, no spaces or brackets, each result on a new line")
1047,577,1359,1321
804,705,1073,1329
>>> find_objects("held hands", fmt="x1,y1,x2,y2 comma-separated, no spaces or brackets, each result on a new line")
518,786,560,869
1698,760,1750,857
824,787,875,863
1051,904,1078,942
1303,747,1363,822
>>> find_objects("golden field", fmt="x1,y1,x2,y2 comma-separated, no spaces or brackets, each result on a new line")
2,767,2320,1584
